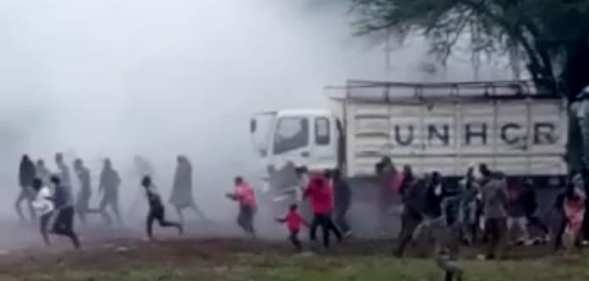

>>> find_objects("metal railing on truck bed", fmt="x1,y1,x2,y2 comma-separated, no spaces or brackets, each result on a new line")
339,80,560,103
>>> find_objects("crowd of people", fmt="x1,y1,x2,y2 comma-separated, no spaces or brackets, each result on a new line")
16,153,210,248
14,152,589,271
375,157,588,261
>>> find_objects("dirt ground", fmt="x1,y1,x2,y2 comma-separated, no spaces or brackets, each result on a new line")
1,232,588,281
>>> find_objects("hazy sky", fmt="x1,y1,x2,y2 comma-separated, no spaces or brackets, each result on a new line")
0,0,512,220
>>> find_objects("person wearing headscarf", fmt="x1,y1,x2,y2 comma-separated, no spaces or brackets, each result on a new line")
169,155,206,224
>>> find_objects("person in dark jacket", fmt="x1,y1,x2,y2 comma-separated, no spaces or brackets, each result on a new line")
169,155,206,224
97,159,123,225
424,171,450,220
520,178,550,243
554,173,585,251
395,165,424,257
333,169,352,238
376,156,397,233
50,175,81,249
142,176,183,240
16,154,36,222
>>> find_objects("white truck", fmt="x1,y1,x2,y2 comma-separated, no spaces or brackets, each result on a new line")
250,80,568,212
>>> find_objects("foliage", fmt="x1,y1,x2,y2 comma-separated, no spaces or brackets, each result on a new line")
352,0,589,97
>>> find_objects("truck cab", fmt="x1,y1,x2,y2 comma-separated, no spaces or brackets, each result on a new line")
250,109,341,180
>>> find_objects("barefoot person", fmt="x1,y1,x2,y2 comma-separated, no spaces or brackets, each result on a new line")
141,176,183,240
169,155,207,224
226,177,257,236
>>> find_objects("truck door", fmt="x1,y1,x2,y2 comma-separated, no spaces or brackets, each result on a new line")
311,116,338,169
270,116,312,171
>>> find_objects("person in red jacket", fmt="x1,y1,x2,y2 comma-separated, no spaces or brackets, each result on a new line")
277,203,309,251
304,172,342,249
226,176,257,236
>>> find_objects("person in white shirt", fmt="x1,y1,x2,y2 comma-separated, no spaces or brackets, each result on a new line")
31,178,54,246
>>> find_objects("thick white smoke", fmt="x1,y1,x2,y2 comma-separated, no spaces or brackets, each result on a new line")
0,0,511,227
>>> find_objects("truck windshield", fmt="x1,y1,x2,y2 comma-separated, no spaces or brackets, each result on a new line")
273,117,309,154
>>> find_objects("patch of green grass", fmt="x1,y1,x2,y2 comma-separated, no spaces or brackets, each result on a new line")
2,253,589,281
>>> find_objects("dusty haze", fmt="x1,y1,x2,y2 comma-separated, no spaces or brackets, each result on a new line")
0,0,511,245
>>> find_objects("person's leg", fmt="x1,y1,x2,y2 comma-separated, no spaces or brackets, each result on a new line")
146,209,156,239
290,230,302,251
527,214,550,236
516,217,530,244
25,190,37,223
309,215,320,243
14,190,26,221
326,215,343,243
485,218,499,259
335,208,350,235
156,208,183,234
190,203,207,220
76,207,86,225
62,207,80,249
111,195,123,225
554,215,566,252
237,207,247,233
98,196,113,225
247,207,256,235
175,205,185,225
496,218,507,258
318,215,331,249
53,207,80,249
40,212,52,246
395,208,422,257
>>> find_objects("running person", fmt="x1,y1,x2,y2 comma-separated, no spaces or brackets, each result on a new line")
16,154,36,222
169,155,206,224
97,159,123,225
304,172,342,250
73,159,93,224
141,176,183,240
226,177,257,236
31,178,54,246
50,175,81,249
276,203,309,251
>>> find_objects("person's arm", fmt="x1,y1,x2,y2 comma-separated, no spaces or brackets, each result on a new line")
275,215,287,223
302,218,310,228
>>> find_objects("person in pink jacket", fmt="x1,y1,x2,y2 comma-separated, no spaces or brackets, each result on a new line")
304,172,342,249
227,176,257,236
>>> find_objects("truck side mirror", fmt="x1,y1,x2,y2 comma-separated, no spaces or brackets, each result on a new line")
250,119,257,133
